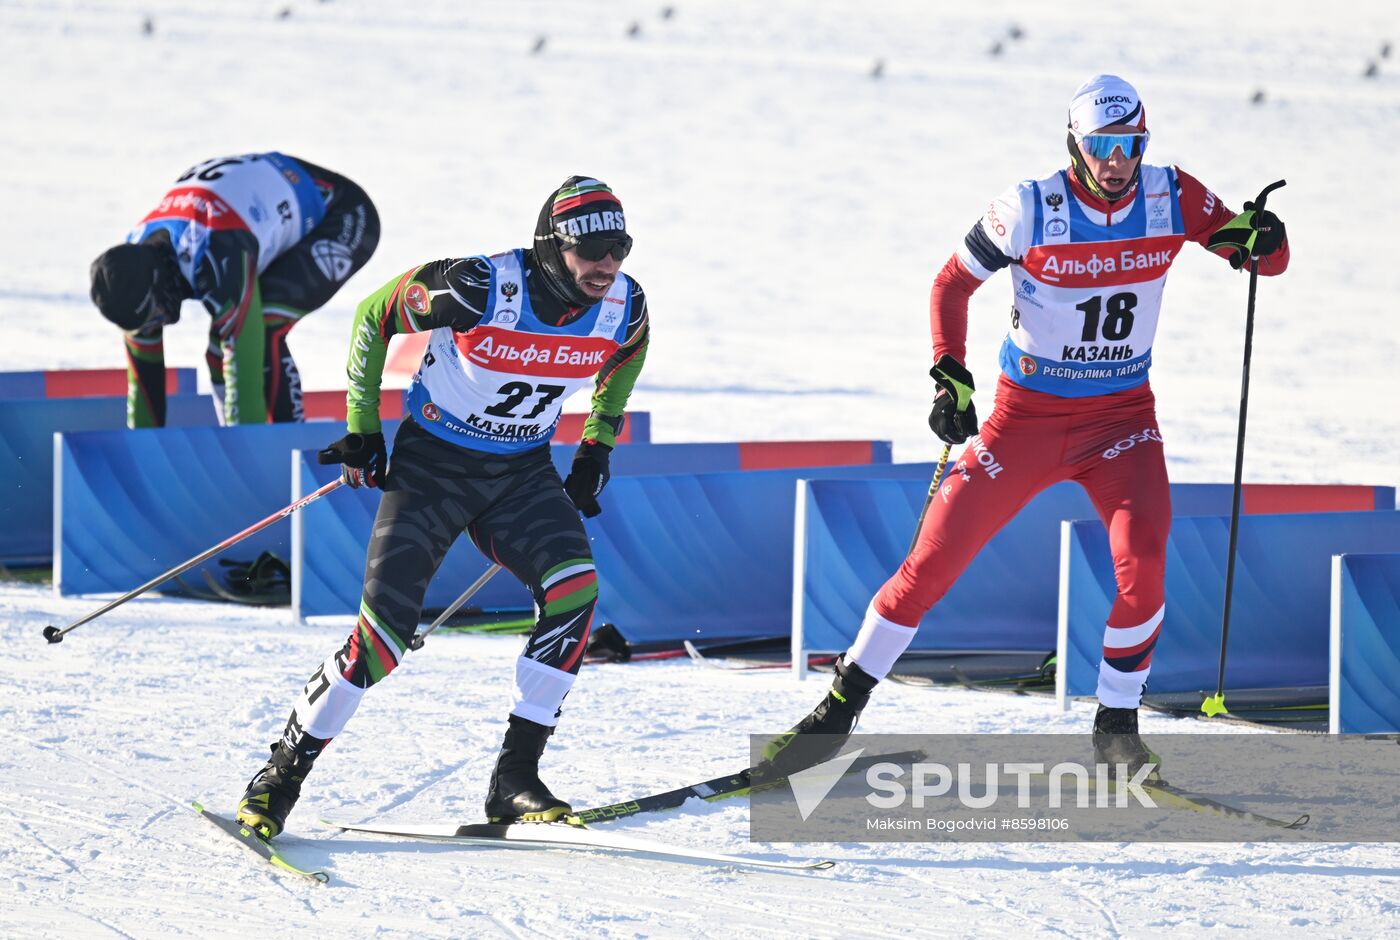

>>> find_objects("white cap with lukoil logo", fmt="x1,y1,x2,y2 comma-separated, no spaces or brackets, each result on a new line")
1067,74,1146,136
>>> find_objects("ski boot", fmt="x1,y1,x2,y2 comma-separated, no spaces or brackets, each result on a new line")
757,655,879,780
236,742,315,839
484,715,573,824
1092,704,1162,782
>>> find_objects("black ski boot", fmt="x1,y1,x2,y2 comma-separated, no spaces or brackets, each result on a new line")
757,656,879,779
237,742,315,839
484,716,573,824
1092,704,1162,781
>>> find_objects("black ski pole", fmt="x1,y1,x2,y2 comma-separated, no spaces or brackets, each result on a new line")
1202,179,1287,717
908,443,954,554
409,563,504,650
43,478,344,644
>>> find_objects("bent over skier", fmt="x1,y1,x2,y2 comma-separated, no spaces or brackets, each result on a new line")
89,152,379,427
766,75,1289,775
237,177,648,837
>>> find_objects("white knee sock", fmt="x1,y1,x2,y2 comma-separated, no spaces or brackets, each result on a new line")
847,602,918,681
512,656,577,727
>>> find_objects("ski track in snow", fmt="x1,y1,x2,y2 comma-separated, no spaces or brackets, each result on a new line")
4,0,1400,934
6,581,1400,935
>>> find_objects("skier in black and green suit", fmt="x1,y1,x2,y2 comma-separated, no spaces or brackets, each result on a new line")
237,176,648,838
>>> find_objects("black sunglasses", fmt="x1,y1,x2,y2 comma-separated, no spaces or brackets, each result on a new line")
569,235,632,263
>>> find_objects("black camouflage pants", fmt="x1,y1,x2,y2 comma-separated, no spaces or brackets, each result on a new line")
279,420,597,756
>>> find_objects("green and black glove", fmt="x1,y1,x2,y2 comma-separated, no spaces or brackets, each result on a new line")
564,440,612,518
928,354,978,445
1206,202,1287,270
317,431,387,489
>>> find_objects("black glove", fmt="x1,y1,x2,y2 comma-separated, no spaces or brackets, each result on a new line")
317,431,387,489
564,441,612,518
928,354,978,445
1247,203,1286,258
1206,203,1287,270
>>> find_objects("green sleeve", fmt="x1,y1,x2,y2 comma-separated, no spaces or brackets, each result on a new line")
344,273,403,434
124,328,167,428
582,287,649,447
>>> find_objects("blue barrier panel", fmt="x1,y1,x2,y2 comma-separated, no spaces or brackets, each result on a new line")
1331,554,1400,733
55,420,390,595
794,480,1397,656
293,441,892,619
0,367,198,399
0,372,45,398
584,463,936,646
1,395,215,566
1060,512,1400,703
799,480,1090,654
625,411,651,444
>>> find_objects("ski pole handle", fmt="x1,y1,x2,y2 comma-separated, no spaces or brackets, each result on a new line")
1250,179,1286,215
42,478,345,644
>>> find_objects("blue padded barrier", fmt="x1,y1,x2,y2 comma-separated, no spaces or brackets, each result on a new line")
1059,512,1400,705
1330,554,1400,733
292,443,896,620
55,420,385,595
582,463,936,646
793,480,1396,657
1,395,215,565
797,479,1088,654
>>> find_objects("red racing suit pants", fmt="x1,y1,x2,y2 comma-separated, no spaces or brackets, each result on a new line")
866,375,1170,708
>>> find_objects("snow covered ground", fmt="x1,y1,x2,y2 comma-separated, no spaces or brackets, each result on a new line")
7,583,1400,938
3,0,1400,935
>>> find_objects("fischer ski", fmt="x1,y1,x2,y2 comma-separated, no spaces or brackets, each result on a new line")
192,801,330,883
569,748,927,824
321,818,833,871
1139,782,1309,829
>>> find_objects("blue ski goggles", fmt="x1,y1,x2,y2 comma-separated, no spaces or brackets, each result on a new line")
1077,130,1149,161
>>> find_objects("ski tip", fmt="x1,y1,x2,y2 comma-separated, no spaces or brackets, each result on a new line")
1287,814,1311,830
809,860,837,870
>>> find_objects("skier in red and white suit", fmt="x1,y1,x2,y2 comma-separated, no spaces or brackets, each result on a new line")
766,74,1289,774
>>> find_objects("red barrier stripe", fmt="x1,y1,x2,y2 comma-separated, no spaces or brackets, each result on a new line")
44,368,187,398
1242,484,1378,514
738,441,875,471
